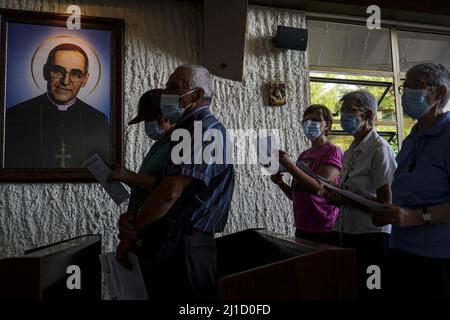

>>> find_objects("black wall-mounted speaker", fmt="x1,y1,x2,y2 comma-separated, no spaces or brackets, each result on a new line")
273,25,308,51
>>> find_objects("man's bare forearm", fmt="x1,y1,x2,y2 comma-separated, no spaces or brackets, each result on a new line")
126,173,157,192
278,182,293,200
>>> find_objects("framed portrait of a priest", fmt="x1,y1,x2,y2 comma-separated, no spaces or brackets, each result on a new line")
0,9,124,181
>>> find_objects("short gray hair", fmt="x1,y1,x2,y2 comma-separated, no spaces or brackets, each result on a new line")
406,63,450,109
340,90,378,126
176,64,214,100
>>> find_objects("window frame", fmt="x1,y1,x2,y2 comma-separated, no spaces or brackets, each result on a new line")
305,14,450,148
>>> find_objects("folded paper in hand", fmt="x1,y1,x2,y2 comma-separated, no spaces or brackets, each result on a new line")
85,153,129,206
296,159,390,212
99,252,149,300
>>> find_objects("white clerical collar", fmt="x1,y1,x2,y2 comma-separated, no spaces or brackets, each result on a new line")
46,93,76,111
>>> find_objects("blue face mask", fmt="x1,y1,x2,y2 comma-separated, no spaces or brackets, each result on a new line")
144,121,165,141
302,120,322,141
401,88,435,119
160,89,197,123
340,112,363,134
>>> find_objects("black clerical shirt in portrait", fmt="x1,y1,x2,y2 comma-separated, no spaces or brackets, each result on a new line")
4,94,110,168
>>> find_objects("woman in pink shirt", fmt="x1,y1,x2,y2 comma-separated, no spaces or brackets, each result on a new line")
271,104,343,245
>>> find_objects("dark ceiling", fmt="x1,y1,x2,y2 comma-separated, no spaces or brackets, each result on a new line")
250,0,450,15
179,0,450,27
248,0,450,26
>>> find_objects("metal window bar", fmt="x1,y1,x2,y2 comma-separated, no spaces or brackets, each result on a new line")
310,76,395,109
330,130,396,143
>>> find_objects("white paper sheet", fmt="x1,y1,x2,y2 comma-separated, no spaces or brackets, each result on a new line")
99,252,149,300
296,159,322,180
297,159,390,212
85,153,129,206
322,181,390,212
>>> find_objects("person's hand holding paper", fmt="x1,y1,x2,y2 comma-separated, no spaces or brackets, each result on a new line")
323,186,344,206
270,172,284,185
108,163,136,188
322,181,391,213
278,150,295,170
116,210,137,270
85,154,130,206
118,210,137,241
370,204,424,228
116,240,134,270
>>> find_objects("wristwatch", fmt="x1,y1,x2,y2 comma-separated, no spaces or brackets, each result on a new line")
421,207,432,224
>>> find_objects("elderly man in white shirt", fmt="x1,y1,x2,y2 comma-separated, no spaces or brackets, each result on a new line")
325,90,397,300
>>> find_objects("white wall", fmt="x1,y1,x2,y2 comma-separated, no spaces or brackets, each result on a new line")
0,0,309,258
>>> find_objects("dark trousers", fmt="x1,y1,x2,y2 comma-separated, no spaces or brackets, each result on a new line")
140,230,217,300
387,249,450,299
340,232,389,300
295,229,339,246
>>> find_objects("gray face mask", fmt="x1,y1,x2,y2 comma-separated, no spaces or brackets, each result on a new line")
160,89,198,123
144,121,165,140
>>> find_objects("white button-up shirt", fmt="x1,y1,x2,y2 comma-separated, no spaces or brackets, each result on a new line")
334,129,397,234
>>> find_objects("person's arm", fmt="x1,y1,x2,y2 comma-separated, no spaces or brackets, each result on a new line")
118,210,137,241
375,183,392,204
369,183,393,226
278,182,293,200
372,201,450,228
280,154,320,194
109,166,157,191
323,188,343,207
366,144,396,225
134,176,193,231
270,173,293,200
279,150,340,194
421,202,450,224
286,164,323,193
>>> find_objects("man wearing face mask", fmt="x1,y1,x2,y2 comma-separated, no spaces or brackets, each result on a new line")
371,63,450,299
128,64,235,299
271,104,342,245
324,90,397,299
107,89,174,269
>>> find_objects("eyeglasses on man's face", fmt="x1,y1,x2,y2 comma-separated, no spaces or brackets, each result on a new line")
339,104,365,115
48,64,86,83
398,79,436,95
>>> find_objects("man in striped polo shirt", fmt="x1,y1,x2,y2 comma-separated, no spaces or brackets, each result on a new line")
133,64,235,299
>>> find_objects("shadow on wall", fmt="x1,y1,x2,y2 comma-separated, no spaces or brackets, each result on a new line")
125,0,202,66
245,35,292,59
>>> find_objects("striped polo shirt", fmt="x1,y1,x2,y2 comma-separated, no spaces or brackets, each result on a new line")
164,105,235,233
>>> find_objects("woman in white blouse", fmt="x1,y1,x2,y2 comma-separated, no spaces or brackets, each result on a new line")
325,90,397,300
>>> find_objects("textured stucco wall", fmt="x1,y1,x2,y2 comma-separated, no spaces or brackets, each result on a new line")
0,0,309,258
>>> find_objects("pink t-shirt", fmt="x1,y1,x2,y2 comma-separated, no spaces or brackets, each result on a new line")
292,143,343,233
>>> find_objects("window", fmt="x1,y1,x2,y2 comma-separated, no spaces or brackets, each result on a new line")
308,20,392,71
310,72,398,152
397,30,450,72
307,18,450,153
397,30,450,137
